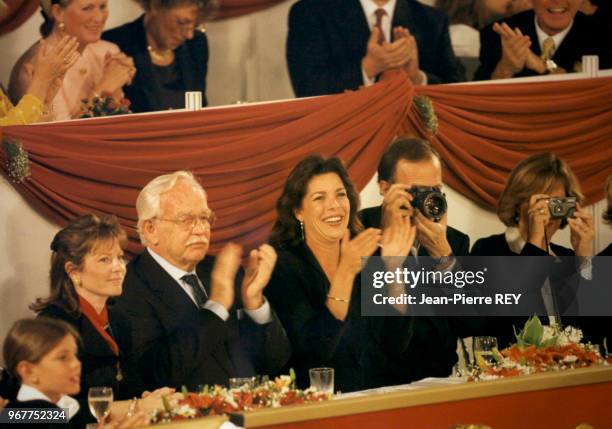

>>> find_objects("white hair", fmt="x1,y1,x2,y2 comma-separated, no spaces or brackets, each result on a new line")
136,170,206,244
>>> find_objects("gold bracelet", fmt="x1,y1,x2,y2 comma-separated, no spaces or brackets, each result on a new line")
327,294,350,303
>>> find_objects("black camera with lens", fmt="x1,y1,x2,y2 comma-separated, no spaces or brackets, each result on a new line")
408,186,447,222
548,196,576,219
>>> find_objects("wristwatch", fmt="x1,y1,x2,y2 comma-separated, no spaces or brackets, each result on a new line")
544,59,566,74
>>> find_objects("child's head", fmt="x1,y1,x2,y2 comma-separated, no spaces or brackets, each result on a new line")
3,318,81,402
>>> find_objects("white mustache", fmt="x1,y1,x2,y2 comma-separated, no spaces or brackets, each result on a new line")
187,238,209,246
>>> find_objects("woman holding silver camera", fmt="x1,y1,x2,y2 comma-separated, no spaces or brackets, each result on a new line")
471,152,594,347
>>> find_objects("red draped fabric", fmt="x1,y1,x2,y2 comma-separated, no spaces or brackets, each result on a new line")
0,0,39,36
0,0,288,36
0,71,413,254
405,77,612,207
1,72,611,255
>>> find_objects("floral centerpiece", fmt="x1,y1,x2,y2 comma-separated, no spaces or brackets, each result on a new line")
472,316,608,381
79,93,131,118
151,371,329,423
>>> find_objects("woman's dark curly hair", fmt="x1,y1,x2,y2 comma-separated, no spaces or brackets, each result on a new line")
269,155,363,248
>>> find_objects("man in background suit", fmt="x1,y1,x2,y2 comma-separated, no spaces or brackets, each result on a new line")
112,171,290,390
360,138,482,383
286,0,464,98
475,0,611,80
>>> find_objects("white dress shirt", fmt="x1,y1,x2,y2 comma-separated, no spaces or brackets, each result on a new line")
16,384,80,419
359,0,427,85
147,248,272,324
534,16,573,58
360,0,396,43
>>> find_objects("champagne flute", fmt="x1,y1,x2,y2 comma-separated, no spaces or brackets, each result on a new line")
88,387,113,424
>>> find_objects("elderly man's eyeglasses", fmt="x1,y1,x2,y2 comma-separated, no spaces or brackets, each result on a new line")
156,211,216,230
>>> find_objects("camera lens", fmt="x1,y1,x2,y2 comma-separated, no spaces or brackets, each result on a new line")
423,194,447,219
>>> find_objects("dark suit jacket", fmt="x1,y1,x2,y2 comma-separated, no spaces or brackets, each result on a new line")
571,243,612,351
359,205,484,383
102,15,208,113
111,250,290,390
37,304,140,400
470,232,583,348
475,10,612,81
286,0,464,98
599,243,612,257
265,241,413,392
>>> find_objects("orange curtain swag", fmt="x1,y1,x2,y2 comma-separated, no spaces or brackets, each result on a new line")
2,72,611,255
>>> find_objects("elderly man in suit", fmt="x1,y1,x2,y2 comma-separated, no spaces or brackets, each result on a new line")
359,138,483,384
112,171,290,390
286,0,464,98
475,0,612,80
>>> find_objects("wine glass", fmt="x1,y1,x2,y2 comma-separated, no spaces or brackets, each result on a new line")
88,387,113,424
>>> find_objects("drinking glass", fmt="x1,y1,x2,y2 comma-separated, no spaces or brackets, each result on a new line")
309,367,334,396
473,336,498,367
185,91,202,110
229,377,256,389
88,387,113,424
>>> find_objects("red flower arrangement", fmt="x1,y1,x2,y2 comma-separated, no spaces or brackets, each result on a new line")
79,93,131,118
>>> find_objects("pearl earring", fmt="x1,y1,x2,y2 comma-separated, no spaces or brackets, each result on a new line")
58,22,65,30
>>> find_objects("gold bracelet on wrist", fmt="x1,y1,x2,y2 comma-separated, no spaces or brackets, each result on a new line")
327,294,350,303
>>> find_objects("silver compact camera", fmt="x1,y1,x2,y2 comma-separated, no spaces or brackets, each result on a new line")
548,196,576,219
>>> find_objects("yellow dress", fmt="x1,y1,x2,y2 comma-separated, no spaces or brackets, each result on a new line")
0,90,44,126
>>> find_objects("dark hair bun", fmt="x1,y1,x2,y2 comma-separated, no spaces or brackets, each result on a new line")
50,232,61,252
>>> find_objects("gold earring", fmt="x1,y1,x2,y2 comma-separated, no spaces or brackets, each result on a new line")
300,221,304,241
72,277,81,287
58,21,65,30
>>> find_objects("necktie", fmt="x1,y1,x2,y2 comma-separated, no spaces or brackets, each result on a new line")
540,37,555,61
182,274,208,307
374,8,386,45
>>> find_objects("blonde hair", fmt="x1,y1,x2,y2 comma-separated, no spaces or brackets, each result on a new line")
497,153,583,227
136,171,206,244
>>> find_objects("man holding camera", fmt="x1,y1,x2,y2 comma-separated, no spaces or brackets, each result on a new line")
360,138,468,267
359,137,482,385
